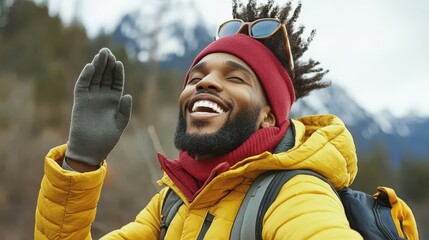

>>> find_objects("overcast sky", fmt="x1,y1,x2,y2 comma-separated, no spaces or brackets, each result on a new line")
42,0,429,118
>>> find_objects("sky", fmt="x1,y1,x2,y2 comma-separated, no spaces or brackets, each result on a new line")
41,0,429,118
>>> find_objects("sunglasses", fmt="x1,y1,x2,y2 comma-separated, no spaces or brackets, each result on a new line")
216,18,294,71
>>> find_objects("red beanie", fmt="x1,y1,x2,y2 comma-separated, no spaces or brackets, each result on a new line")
184,34,296,126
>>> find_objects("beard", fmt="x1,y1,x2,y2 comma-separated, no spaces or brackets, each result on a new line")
174,106,261,158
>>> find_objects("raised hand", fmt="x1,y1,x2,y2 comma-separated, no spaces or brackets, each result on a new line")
65,48,132,166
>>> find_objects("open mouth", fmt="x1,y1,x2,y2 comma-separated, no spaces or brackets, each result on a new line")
188,94,230,116
192,100,225,114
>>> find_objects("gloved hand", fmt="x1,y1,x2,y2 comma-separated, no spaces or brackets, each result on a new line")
65,48,132,166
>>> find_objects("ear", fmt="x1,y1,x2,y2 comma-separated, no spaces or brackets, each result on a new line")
259,106,276,129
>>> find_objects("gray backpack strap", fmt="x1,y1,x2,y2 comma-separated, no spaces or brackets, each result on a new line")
160,188,183,240
230,171,277,240
230,170,333,240
231,124,297,240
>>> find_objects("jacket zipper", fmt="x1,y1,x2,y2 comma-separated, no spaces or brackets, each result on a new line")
197,213,214,240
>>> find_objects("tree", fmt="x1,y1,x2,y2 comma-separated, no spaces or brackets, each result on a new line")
352,141,398,193
401,155,429,202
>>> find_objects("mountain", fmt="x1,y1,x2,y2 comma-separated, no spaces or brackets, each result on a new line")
111,0,429,166
291,84,429,166
112,0,214,72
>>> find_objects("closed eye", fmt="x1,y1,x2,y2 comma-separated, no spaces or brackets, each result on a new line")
227,76,247,84
188,77,202,85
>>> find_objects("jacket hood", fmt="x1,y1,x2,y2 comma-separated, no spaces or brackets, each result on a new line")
280,114,358,189
229,114,357,188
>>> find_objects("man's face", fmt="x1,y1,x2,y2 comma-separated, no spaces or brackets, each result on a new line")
174,53,275,159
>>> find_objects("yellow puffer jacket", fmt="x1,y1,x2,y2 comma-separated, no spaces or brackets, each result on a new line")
35,115,363,239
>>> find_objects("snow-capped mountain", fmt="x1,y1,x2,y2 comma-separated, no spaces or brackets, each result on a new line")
111,0,429,166
291,84,371,127
291,84,418,139
292,85,429,165
113,0,214,71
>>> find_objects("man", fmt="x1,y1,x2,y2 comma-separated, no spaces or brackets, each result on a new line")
35,1,366,239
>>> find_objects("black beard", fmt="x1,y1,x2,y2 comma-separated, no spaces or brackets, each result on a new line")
174,106,261,158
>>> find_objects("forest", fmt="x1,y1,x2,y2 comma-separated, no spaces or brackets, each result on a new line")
0,1,428,239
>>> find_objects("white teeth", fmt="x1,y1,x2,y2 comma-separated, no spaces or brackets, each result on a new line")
192,100,225,114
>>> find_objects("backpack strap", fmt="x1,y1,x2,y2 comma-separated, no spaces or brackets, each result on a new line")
230,171,278,240
231,169,335,240
160,188,183,240
230,124,296,240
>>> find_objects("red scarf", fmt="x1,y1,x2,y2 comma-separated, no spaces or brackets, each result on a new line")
158,121,289,201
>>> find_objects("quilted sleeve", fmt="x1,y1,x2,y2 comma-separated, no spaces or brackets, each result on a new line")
34,144,107,240
263,174,363,240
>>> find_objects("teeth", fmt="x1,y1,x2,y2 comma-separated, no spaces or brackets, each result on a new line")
192,100,225,114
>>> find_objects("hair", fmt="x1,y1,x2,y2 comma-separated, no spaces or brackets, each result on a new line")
232,0,330,100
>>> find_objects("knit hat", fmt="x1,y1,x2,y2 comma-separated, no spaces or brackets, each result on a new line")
184,33,296,126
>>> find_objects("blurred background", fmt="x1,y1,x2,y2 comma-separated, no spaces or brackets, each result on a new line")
0,0,428,239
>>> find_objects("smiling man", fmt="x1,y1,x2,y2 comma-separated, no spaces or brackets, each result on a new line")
155,34,302,205
33,1,418,240
176,53,274,158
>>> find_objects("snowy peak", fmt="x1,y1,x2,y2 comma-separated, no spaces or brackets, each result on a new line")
291,83,370,125
289,83,429,165
113,0,211,62
291,83,422,137
372,110,407,136
373,110,428,137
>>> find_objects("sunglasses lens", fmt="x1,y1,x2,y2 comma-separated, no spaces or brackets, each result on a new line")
251,20,280,38
218,20,242,38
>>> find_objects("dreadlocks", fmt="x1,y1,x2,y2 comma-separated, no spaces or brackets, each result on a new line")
232,0,330,100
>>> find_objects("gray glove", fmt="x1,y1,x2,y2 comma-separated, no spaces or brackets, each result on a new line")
65,48,132,166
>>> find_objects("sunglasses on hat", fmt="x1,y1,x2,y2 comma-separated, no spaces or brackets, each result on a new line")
216,18,294,71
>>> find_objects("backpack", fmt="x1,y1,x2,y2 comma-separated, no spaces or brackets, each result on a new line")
160,170,418,240
230,169,418,240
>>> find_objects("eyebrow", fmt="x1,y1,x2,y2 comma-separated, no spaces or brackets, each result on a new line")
224,60,254,77
189,61,206,73
189,59,255,79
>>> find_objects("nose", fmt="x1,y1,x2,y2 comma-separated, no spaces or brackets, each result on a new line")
195,74,224,92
